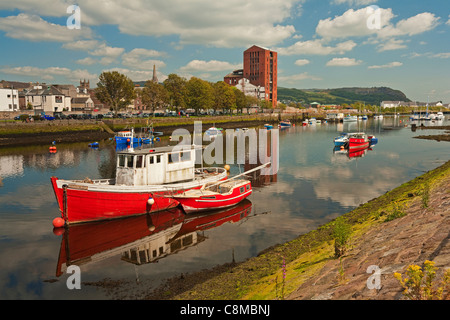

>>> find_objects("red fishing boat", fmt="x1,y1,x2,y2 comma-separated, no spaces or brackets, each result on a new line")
173,179,252,214
171,163,269,213
51,145,228,225
348,132,370,152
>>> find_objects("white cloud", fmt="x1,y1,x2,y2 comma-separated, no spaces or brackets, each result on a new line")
62,40,100,51
179,60,241,73
316,7,394,39
3,0,298,48
1,66,98,82
431,52,450,59
0,14,92,42
277,39,357,55
0,1,70,17
447,15,450,25
75,57,97,65
326,57,363,66
377,12,440,38
376,38,408,52
333,0,378,6
294,59,310,66
368,61,403,69
89,44,125,58
121,48,166,71
316,7,439,41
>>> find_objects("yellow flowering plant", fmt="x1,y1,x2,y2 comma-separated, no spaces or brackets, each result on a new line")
394,260,450,300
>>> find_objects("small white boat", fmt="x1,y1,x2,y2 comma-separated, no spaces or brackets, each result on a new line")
343,115,358,122
205,127,222,139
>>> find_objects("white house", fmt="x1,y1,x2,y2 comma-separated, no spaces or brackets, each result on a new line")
0,88,19,112
25,85,71,113
234,78,265,99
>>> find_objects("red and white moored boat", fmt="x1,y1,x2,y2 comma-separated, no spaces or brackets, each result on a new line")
173,179,252,214
51,145,228,225
348,132,369,152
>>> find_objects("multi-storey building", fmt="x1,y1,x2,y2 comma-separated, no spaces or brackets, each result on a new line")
243,45,277,108
224,45,278,108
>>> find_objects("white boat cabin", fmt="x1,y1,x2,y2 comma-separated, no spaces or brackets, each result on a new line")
116,146,196,186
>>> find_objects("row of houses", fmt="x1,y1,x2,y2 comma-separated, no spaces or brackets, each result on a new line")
381,101,449,109
0,80,98,114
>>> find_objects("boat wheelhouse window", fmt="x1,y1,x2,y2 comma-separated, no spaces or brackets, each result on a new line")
156,155,161,163
180,151,191,162
240,187,245,193
149,156,154,165
136,155,144,168
246,184,250,190
168,152,180,163
126,155,134,168
118,154,126,167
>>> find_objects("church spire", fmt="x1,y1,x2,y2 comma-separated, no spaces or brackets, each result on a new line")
152,64,158,83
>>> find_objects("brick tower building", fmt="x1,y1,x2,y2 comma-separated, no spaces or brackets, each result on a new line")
243,45,277,108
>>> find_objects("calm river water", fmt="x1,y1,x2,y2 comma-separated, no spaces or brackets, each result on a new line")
0,116,449,299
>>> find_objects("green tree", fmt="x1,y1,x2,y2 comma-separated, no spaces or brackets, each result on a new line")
140,80,169,113
232,87,247,114
95,71,136,115
185,77,214,115
213,81,235,114
163,74,187,112
259,99,272,113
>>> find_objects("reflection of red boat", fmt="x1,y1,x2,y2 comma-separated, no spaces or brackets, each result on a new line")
50,146,227,225
348,133,369,152
55,209,185,277
348,148,371,158
55,200,253,275
173,180,252,214
172,199,252,240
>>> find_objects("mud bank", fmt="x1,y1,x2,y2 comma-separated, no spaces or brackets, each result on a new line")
0,130,114,147
0,118,272,147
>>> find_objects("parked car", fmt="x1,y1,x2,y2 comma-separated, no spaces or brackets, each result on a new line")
53,113,67,120
14,114,31,121
41,114,55,120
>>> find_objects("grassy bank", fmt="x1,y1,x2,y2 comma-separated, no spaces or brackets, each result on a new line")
147,159,450,300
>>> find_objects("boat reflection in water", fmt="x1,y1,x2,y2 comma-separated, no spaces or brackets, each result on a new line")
55,199,253,276
332,146,373,160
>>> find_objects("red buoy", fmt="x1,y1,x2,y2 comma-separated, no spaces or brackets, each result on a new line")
52,217,65,228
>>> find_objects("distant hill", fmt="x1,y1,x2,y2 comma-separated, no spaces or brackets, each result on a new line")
278,87,410,106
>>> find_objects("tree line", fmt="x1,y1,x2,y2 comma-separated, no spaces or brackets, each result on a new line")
95,71,272,115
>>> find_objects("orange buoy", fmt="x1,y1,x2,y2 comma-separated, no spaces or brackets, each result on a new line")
52,217,65,228
53,227,65,236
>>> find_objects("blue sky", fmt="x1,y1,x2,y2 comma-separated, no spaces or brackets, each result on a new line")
0,0,449,103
